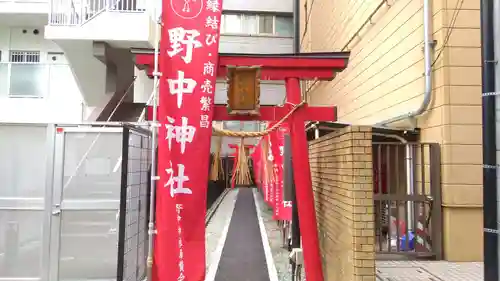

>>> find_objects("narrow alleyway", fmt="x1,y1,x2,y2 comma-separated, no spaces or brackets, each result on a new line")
205,189,484,281
205,188,277,281
213,188,270,281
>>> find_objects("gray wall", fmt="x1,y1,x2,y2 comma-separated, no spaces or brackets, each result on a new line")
222,0,293,13
220,35,293,54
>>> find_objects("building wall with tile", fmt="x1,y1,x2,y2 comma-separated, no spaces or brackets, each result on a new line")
309,126,375,281
301,0,482,261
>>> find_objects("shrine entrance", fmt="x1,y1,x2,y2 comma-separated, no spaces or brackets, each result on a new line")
137,51,350,281
132,2,350,280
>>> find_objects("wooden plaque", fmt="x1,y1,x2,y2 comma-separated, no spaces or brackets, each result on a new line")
226,66,261,115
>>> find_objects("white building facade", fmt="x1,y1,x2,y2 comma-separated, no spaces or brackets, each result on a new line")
0,0,294,149
0,3,84,123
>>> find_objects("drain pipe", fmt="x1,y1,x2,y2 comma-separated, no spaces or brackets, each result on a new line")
313,123,320,139
146,15,161,281
289,0,301,280
481,0,498,279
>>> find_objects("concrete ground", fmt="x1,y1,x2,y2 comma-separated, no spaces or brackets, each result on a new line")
206,190,484,281
375,261,483,281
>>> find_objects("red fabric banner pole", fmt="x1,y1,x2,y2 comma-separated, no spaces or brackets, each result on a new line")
285,78,324,281
154,1,223,280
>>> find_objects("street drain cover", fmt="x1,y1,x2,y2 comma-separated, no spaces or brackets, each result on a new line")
376,267,444,281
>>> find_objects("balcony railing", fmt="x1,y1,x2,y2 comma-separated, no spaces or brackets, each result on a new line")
49,0,152,26
0,62,74,99
0,0,47,3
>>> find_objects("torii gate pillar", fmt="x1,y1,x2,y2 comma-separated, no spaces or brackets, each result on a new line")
285,78,324,281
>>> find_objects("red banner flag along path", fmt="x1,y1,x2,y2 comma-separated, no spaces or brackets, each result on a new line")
154,0,223,280
267,134,274,207
270,125,285,220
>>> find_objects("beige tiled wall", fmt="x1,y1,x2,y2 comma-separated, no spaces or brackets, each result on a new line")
302,0,483,261
309,126,375,281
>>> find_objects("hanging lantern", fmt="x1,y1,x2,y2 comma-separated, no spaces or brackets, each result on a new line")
226,66,261,116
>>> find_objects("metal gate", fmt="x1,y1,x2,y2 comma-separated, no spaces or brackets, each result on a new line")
0,123,151,281
49,126,125,281
0,124,49,281
372,142,443,260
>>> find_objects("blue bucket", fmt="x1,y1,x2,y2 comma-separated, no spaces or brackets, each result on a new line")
399,231,415,251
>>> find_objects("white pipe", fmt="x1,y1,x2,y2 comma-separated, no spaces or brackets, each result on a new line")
405,144,415,230
376,0,433,232
146,14,161,281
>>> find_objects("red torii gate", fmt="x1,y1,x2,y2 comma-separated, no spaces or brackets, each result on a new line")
134,52,349,281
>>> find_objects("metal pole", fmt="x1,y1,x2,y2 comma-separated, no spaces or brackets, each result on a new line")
492,0,500,275
290,0,301,253
146,15,161,281
481,0,498,279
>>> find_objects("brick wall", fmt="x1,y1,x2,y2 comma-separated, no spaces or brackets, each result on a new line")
309,126,375,281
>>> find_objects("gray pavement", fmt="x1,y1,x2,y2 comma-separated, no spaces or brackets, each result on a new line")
206,190,485,281
206,188,238,271
376,260,483,281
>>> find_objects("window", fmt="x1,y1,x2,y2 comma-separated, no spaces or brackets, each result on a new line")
242,121,257,132
258,15,274,34
10,51,40,63
223,121,258,132
221,14,242,34
275,16,294,37
242,14,258,34
8,51,47,98
0,51,7,97
223,121,242,131
221,13,293,37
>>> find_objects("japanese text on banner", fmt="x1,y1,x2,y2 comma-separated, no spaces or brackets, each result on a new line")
154,0,223,281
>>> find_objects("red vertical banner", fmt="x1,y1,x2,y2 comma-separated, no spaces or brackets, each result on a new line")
267,134,275,207
279,129,292,221
251,143,260,188
259,132,269,204
263,122,275,207
155,1,223,280
270,125,286,220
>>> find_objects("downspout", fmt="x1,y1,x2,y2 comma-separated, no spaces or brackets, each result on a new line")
493,0,500,276
481,0,498,279
289,0,302,280
146,14,161,281
375,0,433,128
313,124,320,139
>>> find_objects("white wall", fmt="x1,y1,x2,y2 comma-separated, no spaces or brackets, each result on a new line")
134,66,152,103
0,26,84,123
